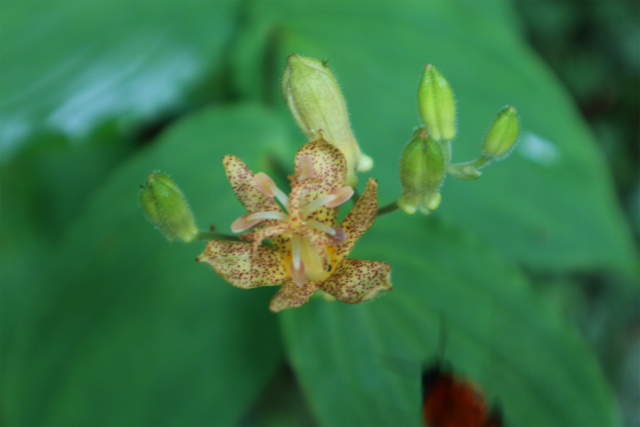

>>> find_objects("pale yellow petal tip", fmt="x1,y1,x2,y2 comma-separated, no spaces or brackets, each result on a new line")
269,304,283,314
195,251,216,270
325,186,354,207
397,197,417,215
357,153,373,172
268,281,320,313
427,192,442,210
222,154,242,174
321,291,336,302
362,272,393,302
397,192,440,215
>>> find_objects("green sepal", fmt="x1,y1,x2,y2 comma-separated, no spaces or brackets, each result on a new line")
417,64,457,141
398,128,447,214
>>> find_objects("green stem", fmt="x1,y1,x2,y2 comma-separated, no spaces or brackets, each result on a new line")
377,200,399,217
196,230,243,242
447,155,492,180
451,155,492,170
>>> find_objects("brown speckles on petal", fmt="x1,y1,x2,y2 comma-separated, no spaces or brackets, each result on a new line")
211,143,387,313
223,155,281,214
269,280,320,313
320,258,392,304
335,178,378,262
224,155,287,248
294,138,347,225
197,240,286,289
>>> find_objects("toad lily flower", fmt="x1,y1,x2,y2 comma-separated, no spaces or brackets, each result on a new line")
197,138,392,312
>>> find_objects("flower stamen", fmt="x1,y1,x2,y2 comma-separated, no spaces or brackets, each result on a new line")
242,223,289,251
306,219,335,235
325,187,355,207
327,227,347,245
301,186,354,218
297,154,316,181
231,211,289,233
255,172,289,207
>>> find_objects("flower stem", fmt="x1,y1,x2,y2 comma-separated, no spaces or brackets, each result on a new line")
447,155,491,180
377,200,399,217
451,155,491,170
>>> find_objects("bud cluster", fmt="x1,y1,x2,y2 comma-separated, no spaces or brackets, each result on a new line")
139,56,522,249
399,64,519,214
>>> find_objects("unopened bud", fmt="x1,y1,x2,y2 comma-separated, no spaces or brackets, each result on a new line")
417,64,456,141
139,172,198,243
398,128,447,215
482,106,519,159
282,54,373,186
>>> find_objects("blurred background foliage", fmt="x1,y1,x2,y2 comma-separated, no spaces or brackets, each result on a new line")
1,1,638,426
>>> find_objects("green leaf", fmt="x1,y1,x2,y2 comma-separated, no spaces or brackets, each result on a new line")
0,0,237,160
2,104,289,426
281,216,620,426
233,0,636,274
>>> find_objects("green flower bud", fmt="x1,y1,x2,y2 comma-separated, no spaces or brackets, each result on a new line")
398,128,447,215
282,54,373,187
482,106,519,159
139,172,198,243
417,64,457,141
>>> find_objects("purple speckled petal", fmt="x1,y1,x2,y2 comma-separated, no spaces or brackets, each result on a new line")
197,241,285,289
223,154,282,214
294,138,347,225
335,178,378,262
320,258,392,304
269,279,320,313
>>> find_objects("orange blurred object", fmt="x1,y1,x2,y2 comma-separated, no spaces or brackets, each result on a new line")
422,365,503,427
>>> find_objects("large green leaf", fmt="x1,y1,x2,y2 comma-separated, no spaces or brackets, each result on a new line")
1,104,288,426
0,0,237,160
1,2,631,427
232,0,636,273
281,215,620,426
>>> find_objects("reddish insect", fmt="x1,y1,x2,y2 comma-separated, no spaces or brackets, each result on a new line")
421,364,504,427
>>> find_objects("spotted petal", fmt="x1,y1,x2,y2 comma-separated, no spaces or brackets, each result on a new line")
320,258,392,304
223,155,282,214
335,178,378,262
197,241,286,289
269,280,320,313
294,137,347,225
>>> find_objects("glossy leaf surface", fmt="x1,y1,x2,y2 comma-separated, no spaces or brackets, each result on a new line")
282,216,619,426
2,105,286,426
